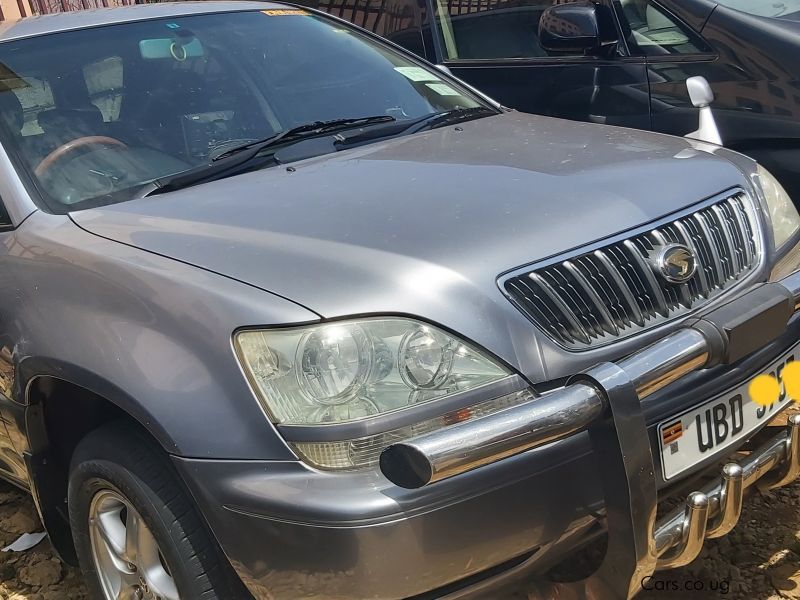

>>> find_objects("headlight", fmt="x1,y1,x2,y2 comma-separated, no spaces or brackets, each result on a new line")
755,164,800,250
235,318,510,425
235,318,534,470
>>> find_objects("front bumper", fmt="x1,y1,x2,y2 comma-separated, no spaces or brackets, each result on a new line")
176,277,800,600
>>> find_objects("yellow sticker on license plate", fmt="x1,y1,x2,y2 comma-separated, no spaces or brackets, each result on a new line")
658,346,797,480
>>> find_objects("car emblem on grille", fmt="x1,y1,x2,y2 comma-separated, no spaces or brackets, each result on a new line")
651,243,697,284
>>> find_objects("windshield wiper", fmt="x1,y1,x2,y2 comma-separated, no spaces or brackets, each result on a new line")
211,115,396,161
141,115,396,197
403,106,498,134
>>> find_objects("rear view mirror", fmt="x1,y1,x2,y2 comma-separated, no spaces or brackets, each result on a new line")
539,1,602,54
139,37,204,61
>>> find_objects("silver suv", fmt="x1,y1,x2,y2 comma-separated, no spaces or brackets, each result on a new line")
0,3,796,600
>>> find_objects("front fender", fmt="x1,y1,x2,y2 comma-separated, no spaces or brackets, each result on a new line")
8,211,319,460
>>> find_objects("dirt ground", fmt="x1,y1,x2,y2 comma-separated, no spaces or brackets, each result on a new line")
0,411,796,600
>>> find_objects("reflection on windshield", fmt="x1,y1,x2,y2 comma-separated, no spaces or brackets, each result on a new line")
715,0,800,18
0,10,482,211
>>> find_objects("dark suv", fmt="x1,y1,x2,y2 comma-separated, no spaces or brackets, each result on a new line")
296,0,800,202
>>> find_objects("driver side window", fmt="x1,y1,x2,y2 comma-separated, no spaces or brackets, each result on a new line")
619,0,711,55
433,0,587,61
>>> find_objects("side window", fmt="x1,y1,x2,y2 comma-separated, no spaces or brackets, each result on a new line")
376,0,427,58
618,0,712,55
295,0,428,58
83,56,123,122
13,76,55,136
433,0,586,61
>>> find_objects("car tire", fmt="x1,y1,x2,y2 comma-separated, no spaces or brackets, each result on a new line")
68,420,248,600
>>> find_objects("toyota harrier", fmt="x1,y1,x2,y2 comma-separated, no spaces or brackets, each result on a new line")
0,3,797,600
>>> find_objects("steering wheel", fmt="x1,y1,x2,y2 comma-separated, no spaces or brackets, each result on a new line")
35,136,128,178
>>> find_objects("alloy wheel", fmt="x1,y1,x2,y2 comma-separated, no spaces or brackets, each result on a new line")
88,488,179,600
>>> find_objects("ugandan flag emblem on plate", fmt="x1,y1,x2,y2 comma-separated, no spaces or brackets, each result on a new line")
661,420,683,446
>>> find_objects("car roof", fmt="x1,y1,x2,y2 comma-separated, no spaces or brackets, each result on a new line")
0,1,284,43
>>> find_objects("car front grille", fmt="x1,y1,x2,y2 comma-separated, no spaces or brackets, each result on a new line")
503,191,760,349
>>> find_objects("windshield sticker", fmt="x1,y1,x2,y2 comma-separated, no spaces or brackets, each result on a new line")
425,83,460,96
261,9,310,15
394,67,440,82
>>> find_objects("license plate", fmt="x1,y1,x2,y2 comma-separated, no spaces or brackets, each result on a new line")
659,345,798,480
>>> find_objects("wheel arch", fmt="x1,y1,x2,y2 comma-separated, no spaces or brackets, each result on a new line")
20,364,175,565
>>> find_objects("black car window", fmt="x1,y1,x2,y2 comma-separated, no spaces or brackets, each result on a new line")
715,0,800,19
431,0,590,61
618,0,712,55
296,0,428,57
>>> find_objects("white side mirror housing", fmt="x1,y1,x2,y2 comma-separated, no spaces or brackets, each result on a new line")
687,75,715,108
685,76,722,146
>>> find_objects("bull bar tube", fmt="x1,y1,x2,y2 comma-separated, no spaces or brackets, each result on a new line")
379,273,800,599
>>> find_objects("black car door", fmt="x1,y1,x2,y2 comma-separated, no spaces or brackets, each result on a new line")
628,0,800,200
426,0,652,129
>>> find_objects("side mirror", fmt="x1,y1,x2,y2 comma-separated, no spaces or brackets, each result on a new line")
434,64,453,76
685,76,722,146
539,1,602,54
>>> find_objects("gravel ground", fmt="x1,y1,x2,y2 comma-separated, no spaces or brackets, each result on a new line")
0,409,795,600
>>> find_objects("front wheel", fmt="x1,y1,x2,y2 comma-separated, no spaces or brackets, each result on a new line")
68,421,247,600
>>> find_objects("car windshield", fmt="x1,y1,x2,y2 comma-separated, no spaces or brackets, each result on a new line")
0,9,484,211
715,0,800,19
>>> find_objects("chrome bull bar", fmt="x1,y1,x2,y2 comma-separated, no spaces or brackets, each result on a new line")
379,272,800,599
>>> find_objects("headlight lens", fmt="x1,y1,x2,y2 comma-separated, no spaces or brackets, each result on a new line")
756,164,800,250
235,318,511,426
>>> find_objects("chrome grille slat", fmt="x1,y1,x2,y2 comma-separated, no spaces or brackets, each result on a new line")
544,268,603,338
563,260,619,335
593,249,646,327
693,212,726,286
623,239,670,317
682,218,717,290
710,205,739,278
505,192,760,349
527,272,591,344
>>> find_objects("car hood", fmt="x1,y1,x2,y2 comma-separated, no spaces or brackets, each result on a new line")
73,112,751,366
